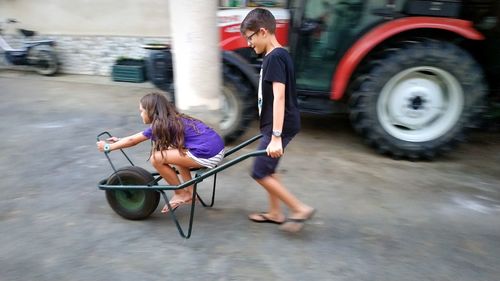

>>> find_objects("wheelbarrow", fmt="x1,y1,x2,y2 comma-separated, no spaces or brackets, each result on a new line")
97,132,266,239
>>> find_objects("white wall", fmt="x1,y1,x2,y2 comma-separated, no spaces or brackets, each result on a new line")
0,0,170,36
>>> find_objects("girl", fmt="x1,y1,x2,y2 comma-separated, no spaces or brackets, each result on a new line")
96,92,225,213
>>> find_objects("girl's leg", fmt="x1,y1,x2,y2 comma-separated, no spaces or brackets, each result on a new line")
150,149,202,212
150,152,185,210
177,166,195,197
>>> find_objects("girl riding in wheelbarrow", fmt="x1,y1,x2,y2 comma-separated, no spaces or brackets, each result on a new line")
96,92,225,213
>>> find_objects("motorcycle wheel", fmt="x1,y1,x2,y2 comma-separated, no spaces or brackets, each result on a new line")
32,47,58,76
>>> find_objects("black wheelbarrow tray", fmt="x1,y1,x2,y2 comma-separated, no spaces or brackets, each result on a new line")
97,132,266,239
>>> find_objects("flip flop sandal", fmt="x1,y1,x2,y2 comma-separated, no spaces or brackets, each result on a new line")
280,209,316,233
248,213,285,225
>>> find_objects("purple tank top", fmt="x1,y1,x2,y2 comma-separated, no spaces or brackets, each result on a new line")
142,118,224,158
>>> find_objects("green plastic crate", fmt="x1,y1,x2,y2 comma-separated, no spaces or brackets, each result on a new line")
112,65,145,83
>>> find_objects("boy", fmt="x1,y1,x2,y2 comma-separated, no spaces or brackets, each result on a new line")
240,8,315,232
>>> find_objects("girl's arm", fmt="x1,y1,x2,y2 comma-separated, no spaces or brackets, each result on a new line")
96,132,148,152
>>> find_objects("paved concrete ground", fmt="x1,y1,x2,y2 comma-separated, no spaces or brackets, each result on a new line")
1,70,500,281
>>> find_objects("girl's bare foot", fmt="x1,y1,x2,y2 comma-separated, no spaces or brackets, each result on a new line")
161,192,194,213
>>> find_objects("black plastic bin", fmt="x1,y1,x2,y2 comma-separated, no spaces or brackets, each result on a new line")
143,44,174,94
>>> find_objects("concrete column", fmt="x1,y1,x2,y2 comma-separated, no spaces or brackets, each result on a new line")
168,0,221,129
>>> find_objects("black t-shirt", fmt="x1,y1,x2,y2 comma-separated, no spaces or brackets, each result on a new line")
259,47,301,135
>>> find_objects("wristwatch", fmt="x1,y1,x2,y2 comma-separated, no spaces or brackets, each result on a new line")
104,143,111,153
272,130,282,137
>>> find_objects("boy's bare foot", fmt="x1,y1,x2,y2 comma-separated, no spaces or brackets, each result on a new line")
279,207,316,233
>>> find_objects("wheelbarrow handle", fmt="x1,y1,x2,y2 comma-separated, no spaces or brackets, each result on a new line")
96,131,113,142
96,131,135,168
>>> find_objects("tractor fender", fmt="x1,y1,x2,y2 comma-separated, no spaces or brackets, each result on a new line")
331,16,485,101
222,50,258,90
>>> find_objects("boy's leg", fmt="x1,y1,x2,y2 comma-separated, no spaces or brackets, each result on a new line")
248,181,285,223
256,174,315,232
256,174,313,220
267,183,282,215
250,134,314,224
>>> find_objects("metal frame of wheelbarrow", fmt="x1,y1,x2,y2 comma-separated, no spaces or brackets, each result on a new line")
97,132,266,239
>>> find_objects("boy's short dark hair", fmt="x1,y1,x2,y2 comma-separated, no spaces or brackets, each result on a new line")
240,8,276,34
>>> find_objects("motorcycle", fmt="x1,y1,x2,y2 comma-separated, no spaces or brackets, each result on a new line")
0,19,58,76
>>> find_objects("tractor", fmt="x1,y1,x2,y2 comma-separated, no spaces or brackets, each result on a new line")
150,0,500,159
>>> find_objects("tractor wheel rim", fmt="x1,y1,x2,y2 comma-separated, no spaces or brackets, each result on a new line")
220,85,239,131
377,66,464,142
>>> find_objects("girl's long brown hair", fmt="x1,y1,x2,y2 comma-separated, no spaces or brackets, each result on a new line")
140,92,197,156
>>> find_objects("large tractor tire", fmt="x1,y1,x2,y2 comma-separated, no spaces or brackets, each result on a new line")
349,39,486,160
220,64,256,143
105,166,160,220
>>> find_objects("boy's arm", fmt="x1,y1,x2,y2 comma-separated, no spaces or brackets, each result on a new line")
97,132,148,152
267,81,285,158
272,82,285,134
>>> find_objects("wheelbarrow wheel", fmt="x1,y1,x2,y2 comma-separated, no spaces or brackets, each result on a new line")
105,166,160,220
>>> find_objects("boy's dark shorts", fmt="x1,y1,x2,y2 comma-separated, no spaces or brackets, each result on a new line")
251,133,296,179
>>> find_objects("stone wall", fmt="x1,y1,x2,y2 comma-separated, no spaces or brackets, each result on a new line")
0,0,170,36
0,34,170,75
